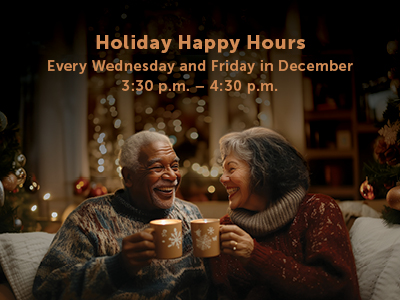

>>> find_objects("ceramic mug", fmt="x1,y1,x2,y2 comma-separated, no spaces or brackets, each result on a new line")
150,219,182,259
191,218,220,257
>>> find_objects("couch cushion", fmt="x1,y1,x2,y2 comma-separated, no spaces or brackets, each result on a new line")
0,232,55,300
350,217,400,300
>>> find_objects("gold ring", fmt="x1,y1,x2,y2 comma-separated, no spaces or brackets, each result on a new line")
233,241,238,251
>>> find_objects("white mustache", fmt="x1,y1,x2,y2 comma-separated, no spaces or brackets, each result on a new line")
154,180,179,189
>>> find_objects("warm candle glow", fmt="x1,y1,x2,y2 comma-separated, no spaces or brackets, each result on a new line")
150,219,181,225
191,218,219,224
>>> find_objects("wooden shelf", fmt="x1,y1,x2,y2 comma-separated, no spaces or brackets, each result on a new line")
305,149,355,160
356,122,379,133
304,110,353,121
303,52,363,200
309,185,358,200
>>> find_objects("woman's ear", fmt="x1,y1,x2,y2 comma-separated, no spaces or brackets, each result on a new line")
121,167,134,187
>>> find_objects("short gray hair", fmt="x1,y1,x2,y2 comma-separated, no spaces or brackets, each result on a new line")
119,131,171,171
219,127,309,203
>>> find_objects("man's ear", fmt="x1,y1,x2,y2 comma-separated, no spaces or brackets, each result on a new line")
121,167,134,187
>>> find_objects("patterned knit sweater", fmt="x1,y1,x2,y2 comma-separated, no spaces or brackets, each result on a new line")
210,193,361,300
32,188,214,300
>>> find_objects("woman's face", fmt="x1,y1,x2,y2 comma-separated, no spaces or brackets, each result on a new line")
220,153,266,211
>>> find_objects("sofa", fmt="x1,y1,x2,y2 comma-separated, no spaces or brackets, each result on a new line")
0,232,55,300
0,200,399,300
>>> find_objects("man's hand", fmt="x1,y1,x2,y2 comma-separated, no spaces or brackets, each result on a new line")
121,228,156,276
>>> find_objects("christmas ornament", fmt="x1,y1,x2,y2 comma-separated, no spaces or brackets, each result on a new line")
14,167,27,186
14,218,22,229
386,184,400,211
14,153,26,168
360,178,375,200
0,181,4,207
386,40,398,55
25,174,40,193
1,173,18,191
74,177,90,195
0,111,7,132
88,183,108,198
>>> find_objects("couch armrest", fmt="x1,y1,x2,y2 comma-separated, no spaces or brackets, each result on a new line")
0,232,55,300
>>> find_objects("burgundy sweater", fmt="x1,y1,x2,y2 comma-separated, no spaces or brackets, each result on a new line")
210,194,361,300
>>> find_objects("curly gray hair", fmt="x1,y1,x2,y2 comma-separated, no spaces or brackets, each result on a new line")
118,131,171,172
219,127,309,203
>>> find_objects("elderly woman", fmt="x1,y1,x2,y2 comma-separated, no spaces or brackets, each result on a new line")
211,127,360,300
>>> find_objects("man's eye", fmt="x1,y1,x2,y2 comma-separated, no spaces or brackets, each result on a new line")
172,164,179,171
150,166,164,171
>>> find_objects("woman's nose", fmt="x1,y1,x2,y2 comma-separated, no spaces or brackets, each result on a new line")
220,173,229,184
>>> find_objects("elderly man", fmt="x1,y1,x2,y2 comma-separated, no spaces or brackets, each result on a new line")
33,131,214,299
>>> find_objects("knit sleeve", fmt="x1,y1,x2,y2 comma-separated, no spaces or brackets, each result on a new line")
245,195,361,300
32,211,129,299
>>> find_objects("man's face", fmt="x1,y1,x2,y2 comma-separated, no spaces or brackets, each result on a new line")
124,140,181,211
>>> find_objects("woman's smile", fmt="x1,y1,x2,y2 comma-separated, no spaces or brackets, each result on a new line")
220,153,266,211
227,187,239,197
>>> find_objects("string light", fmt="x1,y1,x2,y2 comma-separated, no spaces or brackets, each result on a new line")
51,212,58,221
87,47,216,196
208,186,216,193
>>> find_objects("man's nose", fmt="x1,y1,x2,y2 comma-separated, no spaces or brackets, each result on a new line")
162,167,177,180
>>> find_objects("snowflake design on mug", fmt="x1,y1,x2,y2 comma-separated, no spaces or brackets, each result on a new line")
196,234,212,251
195,226,217,251
168,228,182,249
195,229,202,237
207,227,215,236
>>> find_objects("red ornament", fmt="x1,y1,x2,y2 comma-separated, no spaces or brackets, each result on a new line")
386,184,400,211
1,173,18,191
88,183,108,198
25,174,40,193
74,177,90,195
360,179,375,200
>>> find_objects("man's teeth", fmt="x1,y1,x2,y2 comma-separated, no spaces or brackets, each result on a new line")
227,187,239,195
156,187,174,192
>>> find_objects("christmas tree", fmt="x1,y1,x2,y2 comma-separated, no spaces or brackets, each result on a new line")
0,111,40,233
360,40,400,225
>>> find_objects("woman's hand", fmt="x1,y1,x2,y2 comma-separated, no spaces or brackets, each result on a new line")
220,225,254,264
